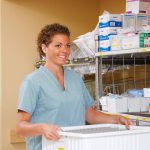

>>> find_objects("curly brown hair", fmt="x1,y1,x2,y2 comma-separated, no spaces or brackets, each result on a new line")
37,23,70,57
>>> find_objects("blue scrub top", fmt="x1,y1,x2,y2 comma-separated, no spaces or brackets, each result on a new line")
18,66,94,150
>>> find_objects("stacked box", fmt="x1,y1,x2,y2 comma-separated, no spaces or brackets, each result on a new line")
127,97,150,112
122,14,136,30
98,39,111,52
140,32,150,47
99,14,122,28
136,14,148,32
100,95,150,113
99,96,108,111
98,14,122,52
122,14,148,32
110,35,122,50
107,96,128,113
143,88,150,97
122,34,139,49
126,0,150,15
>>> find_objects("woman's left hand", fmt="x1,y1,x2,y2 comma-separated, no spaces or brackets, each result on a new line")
115,115,132,129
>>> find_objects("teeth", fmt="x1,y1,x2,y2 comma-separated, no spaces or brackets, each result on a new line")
59,55,66,58
59,55,66,60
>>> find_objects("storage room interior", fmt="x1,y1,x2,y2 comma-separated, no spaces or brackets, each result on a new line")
1,0,150,150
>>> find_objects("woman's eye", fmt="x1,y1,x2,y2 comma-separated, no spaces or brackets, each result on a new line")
67,44,71,48
55,45,61,48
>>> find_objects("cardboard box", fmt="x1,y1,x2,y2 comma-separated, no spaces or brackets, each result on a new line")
99,14,122,28
122,14,136,30
136,14,148,32
98,40,111,52
107,96,128,113
140,32,150,47
126,0,150,15
122,35,139,49
143,88,150,97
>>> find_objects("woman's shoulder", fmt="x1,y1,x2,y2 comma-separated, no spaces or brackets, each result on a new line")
23,68,42,83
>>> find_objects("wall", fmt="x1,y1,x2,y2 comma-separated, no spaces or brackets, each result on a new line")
1,0,99,149
0,0,2,149
99,0,126,14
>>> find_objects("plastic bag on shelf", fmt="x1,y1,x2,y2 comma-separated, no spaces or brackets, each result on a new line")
127,89,144,97
70,24,98,59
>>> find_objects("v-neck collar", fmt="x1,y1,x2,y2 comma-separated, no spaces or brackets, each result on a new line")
40,66,67,92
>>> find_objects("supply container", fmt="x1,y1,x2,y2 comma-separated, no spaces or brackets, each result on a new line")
42,124,150,150
140,32,150,47
143,88,150,97
126,0,150,15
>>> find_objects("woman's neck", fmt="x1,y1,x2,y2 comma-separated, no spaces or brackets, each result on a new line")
44,63,64,75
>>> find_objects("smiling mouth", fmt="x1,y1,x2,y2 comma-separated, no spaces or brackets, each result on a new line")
58,55,67,61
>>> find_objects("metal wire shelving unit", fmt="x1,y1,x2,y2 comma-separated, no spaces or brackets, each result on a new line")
95,48,150,109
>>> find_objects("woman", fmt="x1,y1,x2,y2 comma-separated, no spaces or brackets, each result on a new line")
16,23,132,150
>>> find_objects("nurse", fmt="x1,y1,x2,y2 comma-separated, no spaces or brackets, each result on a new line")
16,23,132,150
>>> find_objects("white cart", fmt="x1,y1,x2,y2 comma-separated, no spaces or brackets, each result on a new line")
42,124,150,150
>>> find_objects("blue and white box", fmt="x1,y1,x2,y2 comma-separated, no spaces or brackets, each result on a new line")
98,40,111,52
98,27,119,40
98,14,122,52
99,14,122,28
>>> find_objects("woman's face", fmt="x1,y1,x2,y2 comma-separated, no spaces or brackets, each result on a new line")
43,34,71,66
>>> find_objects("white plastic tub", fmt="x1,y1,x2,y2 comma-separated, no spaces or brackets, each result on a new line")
42,124,150,150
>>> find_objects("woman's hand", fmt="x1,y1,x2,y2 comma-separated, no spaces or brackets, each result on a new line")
115,115,132,129
41,124,62,141
85,107,132,128
17,111,62,139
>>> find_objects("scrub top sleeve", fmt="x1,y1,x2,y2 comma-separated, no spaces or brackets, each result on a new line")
18,79,39,115
80,77,94,109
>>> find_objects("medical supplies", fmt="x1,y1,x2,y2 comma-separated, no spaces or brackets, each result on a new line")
126,0,150,15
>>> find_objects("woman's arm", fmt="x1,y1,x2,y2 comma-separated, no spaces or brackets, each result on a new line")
85,107,132,128
16,111,61,140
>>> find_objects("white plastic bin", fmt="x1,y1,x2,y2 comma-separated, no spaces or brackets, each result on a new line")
42,124,150,150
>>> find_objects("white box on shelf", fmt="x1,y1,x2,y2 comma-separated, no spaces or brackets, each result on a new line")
42,124,150,150
122,14,136,30
98,40,111,52
99,96,108,111
140,97,150,111
101,105,108,111
127,97,141,112
126,0,150,15
107,96,128,113
122,34,139,49
110,35,122,51
99,27,121,38
136,14,148,32
99,96,108,105
99,14,122,28
143,88,150,97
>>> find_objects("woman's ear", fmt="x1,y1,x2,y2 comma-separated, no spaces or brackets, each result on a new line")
41,44,47,54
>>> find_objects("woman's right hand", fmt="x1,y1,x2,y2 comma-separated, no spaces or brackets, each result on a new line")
17,111,62,140
41,124,62,141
